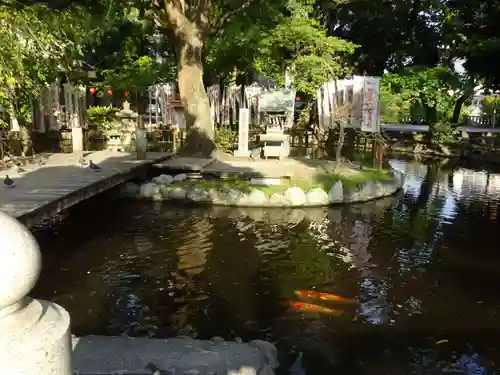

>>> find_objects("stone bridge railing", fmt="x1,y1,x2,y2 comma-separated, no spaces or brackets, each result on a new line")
0,210,72,374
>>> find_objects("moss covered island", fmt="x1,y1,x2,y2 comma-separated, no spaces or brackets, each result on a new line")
166,166,392,197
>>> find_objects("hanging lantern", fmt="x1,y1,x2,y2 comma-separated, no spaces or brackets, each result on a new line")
89,87,96,95
295,96,301,102
107,89,113,95
124,91,129,97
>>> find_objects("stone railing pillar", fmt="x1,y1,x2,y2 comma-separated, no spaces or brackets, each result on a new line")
0,211,72,374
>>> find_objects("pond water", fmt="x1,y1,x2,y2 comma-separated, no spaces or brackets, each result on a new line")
32,156,500,375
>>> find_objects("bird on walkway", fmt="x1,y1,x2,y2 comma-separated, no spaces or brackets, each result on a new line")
145,362,169,375
4,175,15,188
88,160,101,171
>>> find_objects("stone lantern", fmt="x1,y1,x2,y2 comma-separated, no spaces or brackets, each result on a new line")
0,211,72,374
115,101,147,160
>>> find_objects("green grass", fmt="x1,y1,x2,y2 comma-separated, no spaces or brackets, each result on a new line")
165,167,392,197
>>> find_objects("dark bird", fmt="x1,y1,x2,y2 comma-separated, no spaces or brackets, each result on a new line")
88,160,101,171
145,362,170,375
4,175,15,188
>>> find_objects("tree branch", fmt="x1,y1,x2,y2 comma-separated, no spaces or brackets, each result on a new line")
211,0,261,34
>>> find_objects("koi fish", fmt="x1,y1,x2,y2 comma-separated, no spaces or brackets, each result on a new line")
294,290,357,304
289,301,344,316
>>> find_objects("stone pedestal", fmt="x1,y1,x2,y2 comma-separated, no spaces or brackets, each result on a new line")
233,108,250,158
0,211,72,375
136,128,147,160
71,127,83,154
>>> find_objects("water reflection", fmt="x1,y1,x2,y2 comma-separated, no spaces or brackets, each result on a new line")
32,157,500,374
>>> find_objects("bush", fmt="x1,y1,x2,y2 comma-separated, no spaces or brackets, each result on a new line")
87,106,119,131
215,125,236,153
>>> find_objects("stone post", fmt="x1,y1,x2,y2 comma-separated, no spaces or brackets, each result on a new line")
136,116,147,160
0,211,72,375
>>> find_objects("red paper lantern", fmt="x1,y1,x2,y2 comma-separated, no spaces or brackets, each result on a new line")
124,91,130,97
89,87,96,95
295,96,301,101
107,89,113,95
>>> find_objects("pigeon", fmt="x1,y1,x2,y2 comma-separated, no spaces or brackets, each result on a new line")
16,165,26,173
145,362,169,375
88,160,101,171
4,175,15,188
290,352,306,375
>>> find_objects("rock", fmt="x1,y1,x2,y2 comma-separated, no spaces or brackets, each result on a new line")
245,189,268,206
139,182,159,199
225,189,244,205
187,188,210,203
359,181,377,200
152,192,163,201
173,173,188,182
304,208,327,223
169,187,187,200
284,187,306,206
306,188,329,205
269,193,288,207
373,181,388,197
119,182,139,197
152,174,173,185
288,209,306,224
159,185,171,199
248,340,279,369
328,182,343,203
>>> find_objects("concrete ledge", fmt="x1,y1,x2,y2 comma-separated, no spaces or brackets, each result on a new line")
130,168,404,207
72,335,278,375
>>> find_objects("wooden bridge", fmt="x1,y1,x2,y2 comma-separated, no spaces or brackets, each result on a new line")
0,151,170,226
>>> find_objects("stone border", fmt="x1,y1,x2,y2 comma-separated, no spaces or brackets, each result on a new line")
123,168,404,207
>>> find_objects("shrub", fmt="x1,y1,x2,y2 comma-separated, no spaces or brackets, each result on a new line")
87,106,119,131
215,125,236,152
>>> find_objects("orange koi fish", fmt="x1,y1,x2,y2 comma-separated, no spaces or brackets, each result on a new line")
289,301,344,316
294,290,357,304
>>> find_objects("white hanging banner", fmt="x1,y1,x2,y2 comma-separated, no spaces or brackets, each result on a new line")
360,76,380,133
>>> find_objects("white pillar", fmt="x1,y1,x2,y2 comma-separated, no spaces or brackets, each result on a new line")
0,211,72,375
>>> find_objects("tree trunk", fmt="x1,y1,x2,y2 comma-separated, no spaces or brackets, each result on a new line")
175,36,215,157
451,95,467,124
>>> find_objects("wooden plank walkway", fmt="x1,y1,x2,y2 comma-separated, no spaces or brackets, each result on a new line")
0,151,171,225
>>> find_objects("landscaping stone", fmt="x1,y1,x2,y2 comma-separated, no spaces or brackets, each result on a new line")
139,182,159,199
246,189,268,206
284,187,307,206
328,181,343,203
140,167,403,207
168,187,187,200
306,188,329,205
187,187,210,203
173,173,188,182
269,193,288,206
72,335,279,375
152,174,173,185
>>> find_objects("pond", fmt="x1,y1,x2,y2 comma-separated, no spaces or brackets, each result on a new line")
32,156,500,375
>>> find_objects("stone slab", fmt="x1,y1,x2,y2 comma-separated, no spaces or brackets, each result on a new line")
72,335,276,375
153,157,214,171
0,151,171,225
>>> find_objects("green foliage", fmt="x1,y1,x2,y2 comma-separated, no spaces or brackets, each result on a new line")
87,106,119,131
214,126,236,153
253,7,356,98
382,67,456,124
